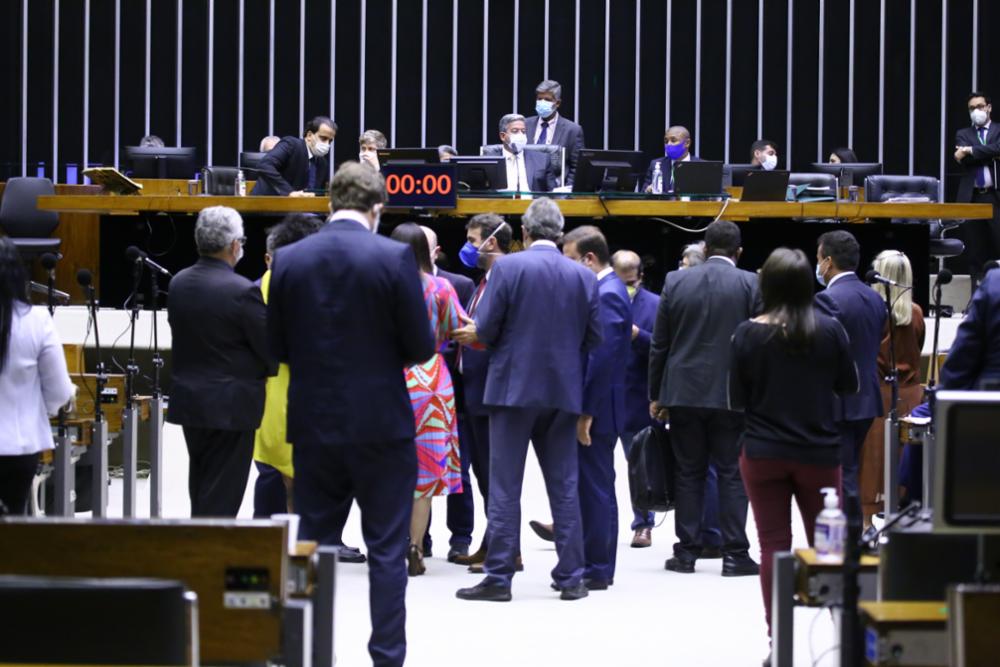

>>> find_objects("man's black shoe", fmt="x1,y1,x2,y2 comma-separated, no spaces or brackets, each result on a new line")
528,520,555,542
722,555,760,577
447,544,470,563
583,578,611,591
665,557,695,573
335,545,367,564
700,546,723,559
456,580,512,602
558,582,589,600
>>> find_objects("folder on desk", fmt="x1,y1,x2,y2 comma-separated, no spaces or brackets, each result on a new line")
82,167,143,195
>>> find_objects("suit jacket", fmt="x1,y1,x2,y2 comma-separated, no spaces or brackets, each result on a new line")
436,267,476,408
642,155,702,190
940,270,1000,389
955,123,1000,202
266,218,436,445
167,257,274,431
815,272,887,422
461,275,492,416
251,136,329,196
505,149,558,192
583,272,632,435
525,114,586,186
474,243,602,414
649,256,762,409
624,286,659,432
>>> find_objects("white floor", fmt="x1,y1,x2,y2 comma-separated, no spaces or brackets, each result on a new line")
94,423,839,667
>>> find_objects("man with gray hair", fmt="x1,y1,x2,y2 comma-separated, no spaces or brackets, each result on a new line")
452,197,602,602
167,205,273,517
524,79,586,186
497,113,557,193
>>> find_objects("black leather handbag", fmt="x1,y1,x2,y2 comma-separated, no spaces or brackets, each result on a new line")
627,424,676,513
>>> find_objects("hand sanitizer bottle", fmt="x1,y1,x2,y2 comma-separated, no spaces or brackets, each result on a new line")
814,487,846,564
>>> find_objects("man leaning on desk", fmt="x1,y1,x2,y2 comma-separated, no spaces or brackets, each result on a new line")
252,116,337,197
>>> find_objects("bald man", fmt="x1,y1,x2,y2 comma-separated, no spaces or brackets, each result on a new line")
642,125,700,192
419,225,476,562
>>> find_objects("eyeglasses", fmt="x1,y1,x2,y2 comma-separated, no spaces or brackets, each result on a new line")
238,236,247,246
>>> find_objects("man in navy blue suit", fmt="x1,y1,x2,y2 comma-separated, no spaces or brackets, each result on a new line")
642,125,699,192
267,162,434,666
453,198,602,602
560,226,632,589
497,114,558,193
523,79,586,186
252,116,336,196
940,268,1000,389
814,230,887,502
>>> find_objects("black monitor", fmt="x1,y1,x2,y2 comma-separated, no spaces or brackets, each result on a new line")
809,162,884,187
933,390,1000,534
572,150,645,193
376,148,440,165
124,146,199,179
726,163,761,187
451,155,506,191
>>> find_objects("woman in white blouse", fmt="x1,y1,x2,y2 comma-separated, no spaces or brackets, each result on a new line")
0,238,74,515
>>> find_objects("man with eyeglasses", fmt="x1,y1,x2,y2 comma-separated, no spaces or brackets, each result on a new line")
954,91,1000,285
167,206,274,517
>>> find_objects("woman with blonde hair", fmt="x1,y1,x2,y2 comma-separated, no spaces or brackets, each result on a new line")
859,250,925,525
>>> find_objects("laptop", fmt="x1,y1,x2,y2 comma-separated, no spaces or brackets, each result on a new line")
672,160,724,197
741,170,790,202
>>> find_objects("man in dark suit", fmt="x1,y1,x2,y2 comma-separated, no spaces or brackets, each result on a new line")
251,116,336,196
452,198,602,602
954,91,1000,284
642,125,699,192
524,79,586,187
649,220,760,576
167,205,273,517
814,230,888,502
267,162,434,667
498,114,557,193
940,268,1000,389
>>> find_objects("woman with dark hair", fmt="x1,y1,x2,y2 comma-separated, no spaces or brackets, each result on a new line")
829,147,859,163
0,237,75,515
728,247,858,649
389,222,470,575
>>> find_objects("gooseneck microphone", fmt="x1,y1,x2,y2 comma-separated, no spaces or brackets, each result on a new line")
865,269,910,289
41,253,59,315
125,245,173,277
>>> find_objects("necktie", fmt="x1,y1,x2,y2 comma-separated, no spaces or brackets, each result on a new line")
458,277,488,372
976,127,987,188
538,120,550,145
307,160,317,190
513,155,521,192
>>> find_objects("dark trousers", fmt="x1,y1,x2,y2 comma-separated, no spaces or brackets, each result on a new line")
485,406,584,589
0,453,40,516
293,440,416,667
253,461,288,518
425,412,475,551
838,418,874,501
669,407,750,560
182,427,254,517
579,431,618,581
966,189,1000,282
740,454,841,635
464,412,492,547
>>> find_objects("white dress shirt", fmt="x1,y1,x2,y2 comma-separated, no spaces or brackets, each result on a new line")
597,266,614,281
502,146,530,193
975,121,994,189
0,305,75,455
533,113,560,145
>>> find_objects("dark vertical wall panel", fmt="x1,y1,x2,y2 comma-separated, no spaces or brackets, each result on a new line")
759,0,789,164
272,0,301,136
546,0,577,122
120,0,146,154
607,0,636,151
180,0,208,166
211,0,239,165
424,0,454,148
25,0,55,174
516,0,546,115
913,0,942,182
57,1,85,179
88,0,117,168
394,0,423,146
362,0,391,137
852,0,880,163
455,0,484,152
150,0,180,145
882,0,911,176
303,1,333,142
698,0,725,161
332,0,361,166
485,0,515,139
243,0,270,153
790,0,819,171
728,0,759,164
576,0,606,149
637,0,666,157
668,1,697,147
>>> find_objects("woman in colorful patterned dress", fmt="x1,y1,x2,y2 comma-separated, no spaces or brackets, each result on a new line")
389,223,467,576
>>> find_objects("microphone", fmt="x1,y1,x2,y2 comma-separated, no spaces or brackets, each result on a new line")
76,268,92,288
40,252,59,272
28,281,70,302
125,245,173,277
865,270,909,288
935,268,953,286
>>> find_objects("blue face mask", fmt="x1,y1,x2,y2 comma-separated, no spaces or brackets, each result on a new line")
536,99,556,118
665,142,687,160
815,261,827,286
458,241,481,269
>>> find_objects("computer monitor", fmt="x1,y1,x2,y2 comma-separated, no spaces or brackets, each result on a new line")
451,155,506,191
726,163,760,187
809,162,884,187
741,170,790,201
672,161,725,197
572,150,645,193
376,148,440,165
933,390,1000,534
124,146,199,179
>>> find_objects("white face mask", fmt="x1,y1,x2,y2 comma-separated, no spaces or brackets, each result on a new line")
971,109,989,127
761,154,778,171
508,132,528,153
310,136,331,158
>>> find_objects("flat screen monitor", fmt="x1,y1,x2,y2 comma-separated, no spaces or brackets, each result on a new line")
452,155,506,192
933,390,1000,534
672,160,725,196
572,149,645,193
376,148,440,165
124,146,199,179
726,163,760,187
809,162,884,187
741,170,790,201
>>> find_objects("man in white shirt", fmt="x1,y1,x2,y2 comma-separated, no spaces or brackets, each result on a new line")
524,80,586,186
498,114,557,194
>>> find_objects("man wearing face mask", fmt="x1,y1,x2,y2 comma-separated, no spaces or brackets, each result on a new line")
252,115,337,196
167,206,275,517
498,113,558,193
643,125,700,192
359,129,388,172
524,79,586,187
954,92,1000,285
749,139,779,171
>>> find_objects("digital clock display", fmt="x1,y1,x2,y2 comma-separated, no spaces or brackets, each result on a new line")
381,163,458,209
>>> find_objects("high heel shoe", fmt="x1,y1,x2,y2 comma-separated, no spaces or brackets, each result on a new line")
407,543,426,576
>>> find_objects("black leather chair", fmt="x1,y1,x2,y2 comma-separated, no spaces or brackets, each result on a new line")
788,172,838,198
0,575,198,665
201,166,241,195
0,177,61,260
480,143,566,188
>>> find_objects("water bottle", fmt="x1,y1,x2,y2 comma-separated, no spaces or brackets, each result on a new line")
236,169,246,197
652,162,664,195
814,487,846,563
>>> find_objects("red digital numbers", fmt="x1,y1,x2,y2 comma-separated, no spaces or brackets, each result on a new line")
385,170,452,197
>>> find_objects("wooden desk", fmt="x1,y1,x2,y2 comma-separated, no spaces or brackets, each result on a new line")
859,601,948,667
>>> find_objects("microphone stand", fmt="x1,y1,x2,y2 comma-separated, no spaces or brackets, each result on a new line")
81,272,110,518
882,282,902,521
44,259,73,516
922,270,951,519
147,267,166,517
120,257,143,518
